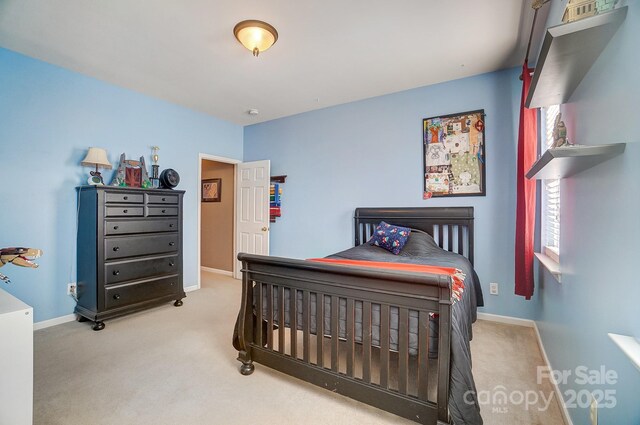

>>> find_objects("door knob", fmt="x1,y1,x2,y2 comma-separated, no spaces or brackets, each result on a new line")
261,227,268,231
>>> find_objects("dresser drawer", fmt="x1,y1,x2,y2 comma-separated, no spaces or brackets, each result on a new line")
104,192,144,204
105,255,180,284
105,219,178,235
146,206,179,217
105,206,144,217
104,275,180,309
105,234,179,260
146,193,179,204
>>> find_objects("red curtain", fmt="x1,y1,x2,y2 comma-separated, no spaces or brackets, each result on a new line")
515,60,538,299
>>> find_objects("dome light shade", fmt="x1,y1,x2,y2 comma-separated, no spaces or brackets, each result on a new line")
233,20,278,57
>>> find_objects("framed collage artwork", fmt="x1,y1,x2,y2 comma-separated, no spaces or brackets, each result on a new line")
423,109,486,198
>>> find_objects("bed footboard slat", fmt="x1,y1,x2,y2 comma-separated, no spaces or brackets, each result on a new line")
418,310,429,400
330,295,339,373
398,307,409,395
346,298,355,377
303,290,310,363
458,226,464,256
447,225,453,252
290,288,297,359
278,285,285,353
380,304,390,389
316,293,325,368
362,301,372,383
266,284,274,350
256,282,263,347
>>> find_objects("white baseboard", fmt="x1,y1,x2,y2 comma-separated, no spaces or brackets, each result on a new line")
476,312,535,328
33,313,76,331
533,323,574,425
200,266,233,276
477,312,573,425
184,284,199,293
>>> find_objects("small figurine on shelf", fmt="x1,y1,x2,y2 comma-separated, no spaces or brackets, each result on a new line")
551,113,573,148
151,146,160,188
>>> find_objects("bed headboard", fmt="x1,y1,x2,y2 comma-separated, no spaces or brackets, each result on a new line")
354,207,474,265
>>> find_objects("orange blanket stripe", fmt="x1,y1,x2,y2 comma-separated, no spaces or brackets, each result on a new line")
308,258,456,276
307,258,465,303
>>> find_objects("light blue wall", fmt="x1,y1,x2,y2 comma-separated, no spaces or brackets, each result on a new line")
244,67,541,320
0,48,243,322
535,1,640,424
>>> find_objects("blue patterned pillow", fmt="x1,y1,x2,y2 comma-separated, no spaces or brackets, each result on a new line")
369,221,412,255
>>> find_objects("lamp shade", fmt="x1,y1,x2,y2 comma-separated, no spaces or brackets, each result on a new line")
233,20,278,56
81,147,112,169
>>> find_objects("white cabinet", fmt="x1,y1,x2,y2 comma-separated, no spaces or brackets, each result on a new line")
0,288,33,425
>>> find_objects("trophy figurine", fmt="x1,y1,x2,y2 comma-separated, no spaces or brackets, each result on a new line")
151,146,160,188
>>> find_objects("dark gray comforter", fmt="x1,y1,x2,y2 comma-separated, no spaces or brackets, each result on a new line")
248,230,484,424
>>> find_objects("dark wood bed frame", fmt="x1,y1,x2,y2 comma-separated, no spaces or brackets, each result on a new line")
234,207,474,425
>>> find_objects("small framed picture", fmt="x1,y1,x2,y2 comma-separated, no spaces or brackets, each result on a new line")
202,178,221,202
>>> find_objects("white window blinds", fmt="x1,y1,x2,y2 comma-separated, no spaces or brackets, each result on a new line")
541,105,560,260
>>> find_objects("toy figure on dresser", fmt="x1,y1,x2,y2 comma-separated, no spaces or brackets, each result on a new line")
110,153,152,188
150,146,160,188
0,247,42,283
551,113,574,148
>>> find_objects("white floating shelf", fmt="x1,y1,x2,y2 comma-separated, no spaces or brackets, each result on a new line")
526,6,628,108
609,333,640,372
526,143,625,180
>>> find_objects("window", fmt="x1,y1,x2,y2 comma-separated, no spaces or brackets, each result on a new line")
541,105,560,263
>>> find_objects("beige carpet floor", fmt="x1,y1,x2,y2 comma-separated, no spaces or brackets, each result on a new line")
33,272,565,425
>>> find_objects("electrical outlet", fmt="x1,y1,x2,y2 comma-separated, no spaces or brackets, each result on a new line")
590,392,598,425
489,282,499,295
67,282,77,296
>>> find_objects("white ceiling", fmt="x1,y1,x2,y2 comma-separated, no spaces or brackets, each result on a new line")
0,1,547,125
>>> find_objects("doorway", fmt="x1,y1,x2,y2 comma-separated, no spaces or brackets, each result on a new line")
197,154,240,289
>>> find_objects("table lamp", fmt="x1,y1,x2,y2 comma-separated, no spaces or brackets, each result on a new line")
81,147,112,185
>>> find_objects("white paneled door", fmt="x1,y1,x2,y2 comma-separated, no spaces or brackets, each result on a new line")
235,160,270,278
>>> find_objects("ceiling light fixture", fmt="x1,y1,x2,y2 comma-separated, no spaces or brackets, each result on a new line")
233,20,278,57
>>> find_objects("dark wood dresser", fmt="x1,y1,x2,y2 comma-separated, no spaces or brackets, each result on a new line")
76,186,186,330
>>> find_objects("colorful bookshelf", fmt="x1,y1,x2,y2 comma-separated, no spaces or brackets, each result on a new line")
270,175,286,222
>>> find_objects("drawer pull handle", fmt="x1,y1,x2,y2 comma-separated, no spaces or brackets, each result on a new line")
113,225,119,230
162,197,166,201
162,209,166,213
113,294,121,300
169,262,175,267
123,209,128,213
123,196,128,200
169,242,175,246
113,247,120,252
113,270,120,276
169,224,174,228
